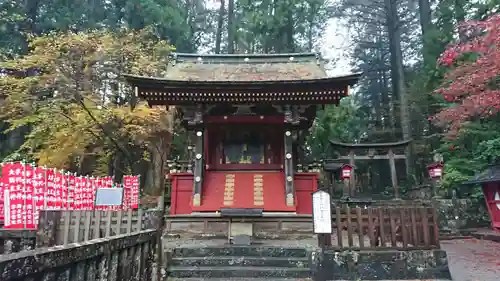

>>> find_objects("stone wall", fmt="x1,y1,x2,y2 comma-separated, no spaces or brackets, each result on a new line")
313,249,452,280
433,198,470,234
432,198,490,234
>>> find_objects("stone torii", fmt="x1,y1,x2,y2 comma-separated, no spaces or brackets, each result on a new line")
326,139,412,199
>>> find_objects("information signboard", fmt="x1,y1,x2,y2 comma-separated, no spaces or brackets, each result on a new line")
94,188,124,206
312,190,332,234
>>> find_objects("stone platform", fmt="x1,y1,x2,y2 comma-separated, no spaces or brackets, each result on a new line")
168,277,312,281
163,238,452,281
168,277,449,281
316,249,451,280
470,228,500,242
164,214,313,239
163,214,451,281
167,244,312,279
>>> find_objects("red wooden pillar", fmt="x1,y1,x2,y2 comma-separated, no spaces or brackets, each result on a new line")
482,183,500,232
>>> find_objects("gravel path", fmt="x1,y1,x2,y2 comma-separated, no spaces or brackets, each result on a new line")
441,239,500,281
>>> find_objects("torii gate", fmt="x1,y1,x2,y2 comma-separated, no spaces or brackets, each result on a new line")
325,139,412,198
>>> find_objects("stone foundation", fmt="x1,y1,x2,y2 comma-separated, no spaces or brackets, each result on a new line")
168,245,312,279
313,249,452,280
164,215,313,239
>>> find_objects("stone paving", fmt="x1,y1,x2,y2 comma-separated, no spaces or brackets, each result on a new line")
441,239,500,281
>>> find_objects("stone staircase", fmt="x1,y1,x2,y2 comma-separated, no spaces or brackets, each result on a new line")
167,245,313,280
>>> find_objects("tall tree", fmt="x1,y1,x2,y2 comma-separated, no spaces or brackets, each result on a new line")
215,0,226,53
418,0,432,65
227,0,235,53
384,0,411,175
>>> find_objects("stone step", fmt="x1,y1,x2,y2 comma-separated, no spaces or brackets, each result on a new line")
168,277,312,281
170,256,310,268
171,246,308,258
168,266,312,279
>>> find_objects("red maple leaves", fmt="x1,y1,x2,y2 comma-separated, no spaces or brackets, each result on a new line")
433,14,500,137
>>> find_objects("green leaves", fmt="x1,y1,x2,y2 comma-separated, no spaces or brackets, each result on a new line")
474,138,500,166
0,29,175,172
433,115,500,199
308,97,366,157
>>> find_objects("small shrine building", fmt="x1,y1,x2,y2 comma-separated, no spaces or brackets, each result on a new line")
124,53,361,215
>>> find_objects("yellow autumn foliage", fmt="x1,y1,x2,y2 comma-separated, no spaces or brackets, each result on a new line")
0,28,175,176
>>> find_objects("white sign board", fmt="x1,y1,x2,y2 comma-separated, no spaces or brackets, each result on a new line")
342,169,351,178
95,188,124,206
312,190,332,234
434,168,442,177
3,190,10,226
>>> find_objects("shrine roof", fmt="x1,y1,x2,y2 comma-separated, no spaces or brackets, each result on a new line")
123,53,362,105
462,164,500,185
162,52,327,81
124,72,361,88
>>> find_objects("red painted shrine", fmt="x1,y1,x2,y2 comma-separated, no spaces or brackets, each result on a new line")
124,53,361,215
463,164,500,232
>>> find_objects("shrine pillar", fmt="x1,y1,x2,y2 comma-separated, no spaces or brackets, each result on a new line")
189,106,204,207
284,105,298,207
193,130,204,206
284,129,294,206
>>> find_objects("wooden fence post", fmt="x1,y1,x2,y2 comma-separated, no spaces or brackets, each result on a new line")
143,210,164,281
36,211,62,248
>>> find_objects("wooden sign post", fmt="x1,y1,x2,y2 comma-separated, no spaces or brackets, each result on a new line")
312,190,332,248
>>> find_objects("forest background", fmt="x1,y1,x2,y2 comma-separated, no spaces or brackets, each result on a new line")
0,0,499,218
